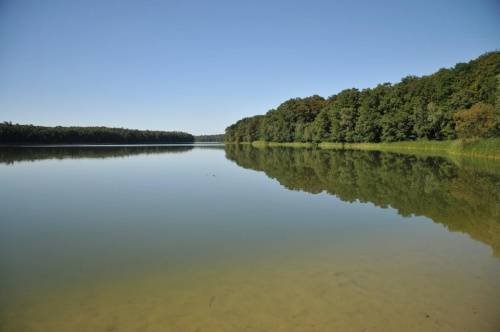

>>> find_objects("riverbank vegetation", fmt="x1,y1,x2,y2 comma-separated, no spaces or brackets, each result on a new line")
319,138,500,159
233,136,500,159
225,52,500,150
0,123,194,144
238,138,500,159
194,134,225,142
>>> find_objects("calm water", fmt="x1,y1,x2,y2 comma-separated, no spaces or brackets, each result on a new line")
1,145,499,331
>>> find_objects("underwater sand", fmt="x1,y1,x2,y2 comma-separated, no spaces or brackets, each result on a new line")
3,232,500,332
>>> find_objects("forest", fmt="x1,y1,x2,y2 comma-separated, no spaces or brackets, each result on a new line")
225,51,500,143
0,123,194,144
225,144,500,257
194,134,225,142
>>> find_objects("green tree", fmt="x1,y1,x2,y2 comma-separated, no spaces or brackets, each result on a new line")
453,102,499,139
225,51,500,144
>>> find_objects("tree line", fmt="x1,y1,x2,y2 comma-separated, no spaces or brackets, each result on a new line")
194,134,225,142
225,144,500,257
226,51,500,143
0,123,194,144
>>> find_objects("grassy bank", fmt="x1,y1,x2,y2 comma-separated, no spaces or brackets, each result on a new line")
223,141,316,147
252,141,316,148
319,138,500,159
225,138,500,159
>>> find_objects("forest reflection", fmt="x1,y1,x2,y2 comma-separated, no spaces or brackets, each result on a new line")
0,145,223,165
225,144,500,257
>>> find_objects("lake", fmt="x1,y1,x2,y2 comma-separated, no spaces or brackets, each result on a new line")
1,144,499,331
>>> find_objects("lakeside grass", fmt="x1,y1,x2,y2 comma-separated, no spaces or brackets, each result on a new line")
224,141,316,147
318,138,500,159
225,138,500,160
255,141,316,148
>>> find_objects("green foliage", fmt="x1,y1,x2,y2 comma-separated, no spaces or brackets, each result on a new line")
457,137,500,157
194,134,225,142
226,51,500,144
453,102,499,139
318,138,500,159
225,115,264,142
226,96,325,143
0,123,194,144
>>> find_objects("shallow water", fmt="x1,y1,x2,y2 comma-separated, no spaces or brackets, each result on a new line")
1,145,499,331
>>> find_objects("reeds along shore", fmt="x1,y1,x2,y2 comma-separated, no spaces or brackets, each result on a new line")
225,138,500,160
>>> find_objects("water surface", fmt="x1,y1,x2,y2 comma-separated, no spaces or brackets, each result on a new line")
1,145,499,331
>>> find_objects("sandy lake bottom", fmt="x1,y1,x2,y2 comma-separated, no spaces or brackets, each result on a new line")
3,234,500,332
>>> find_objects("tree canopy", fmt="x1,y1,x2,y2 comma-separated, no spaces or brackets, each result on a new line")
226,51,500,143
0,123,194,144
194,134,225,142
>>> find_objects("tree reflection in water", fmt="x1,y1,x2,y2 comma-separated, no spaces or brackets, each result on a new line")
225,144,500,257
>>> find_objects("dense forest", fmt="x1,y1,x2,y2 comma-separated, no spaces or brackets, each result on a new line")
194,134,225,142
226,51,500,143
225,145,500,257
0,123,194,144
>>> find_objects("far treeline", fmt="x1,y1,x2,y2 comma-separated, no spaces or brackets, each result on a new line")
194,134,225,142
225,51,500,143
0,123,194,144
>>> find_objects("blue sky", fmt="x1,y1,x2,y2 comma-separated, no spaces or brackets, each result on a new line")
1,0,499,135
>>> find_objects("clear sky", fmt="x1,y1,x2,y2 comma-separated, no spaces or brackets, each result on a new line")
1,0,499,135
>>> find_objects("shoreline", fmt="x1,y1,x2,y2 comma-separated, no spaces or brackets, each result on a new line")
225,138,500,160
